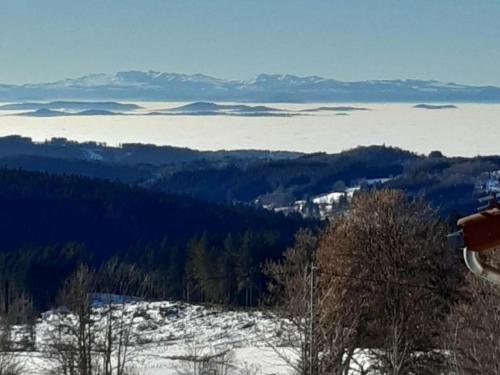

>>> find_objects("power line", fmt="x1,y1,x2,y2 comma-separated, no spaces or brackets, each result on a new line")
183,269,444,292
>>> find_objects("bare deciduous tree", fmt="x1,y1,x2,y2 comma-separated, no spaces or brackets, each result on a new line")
445,269,500,375
0,315,24,375
267,190,455,374
263,228,318,374
0,352,24,375
316,189,453,375
173,343,235,375
45,263,140,375
45,265,96,375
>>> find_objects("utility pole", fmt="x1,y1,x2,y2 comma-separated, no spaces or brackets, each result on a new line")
3,280,9,315
309,264,317,375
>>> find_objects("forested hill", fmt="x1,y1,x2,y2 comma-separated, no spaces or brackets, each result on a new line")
0,168,308,310
152,146,418,203
0,136,300,166
152,147,500,216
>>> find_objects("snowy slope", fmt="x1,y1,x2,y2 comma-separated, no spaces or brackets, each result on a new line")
17,301,297,375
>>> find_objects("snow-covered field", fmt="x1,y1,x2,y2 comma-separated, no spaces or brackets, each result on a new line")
14,301,297,375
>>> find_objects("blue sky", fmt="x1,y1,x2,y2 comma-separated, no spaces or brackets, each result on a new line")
1,0,499,85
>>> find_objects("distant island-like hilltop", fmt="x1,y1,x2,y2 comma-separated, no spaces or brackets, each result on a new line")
1,101,374,118
17,108,119,117
413,104,457,110
164,102,284,113
0,101,141,111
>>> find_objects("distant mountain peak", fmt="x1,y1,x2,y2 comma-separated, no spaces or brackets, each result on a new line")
2,71,500,102
253,73,330,86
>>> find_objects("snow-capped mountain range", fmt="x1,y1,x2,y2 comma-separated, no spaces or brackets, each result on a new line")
1,70,500,102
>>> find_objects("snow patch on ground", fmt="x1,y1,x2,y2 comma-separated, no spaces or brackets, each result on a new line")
82,148,104,161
